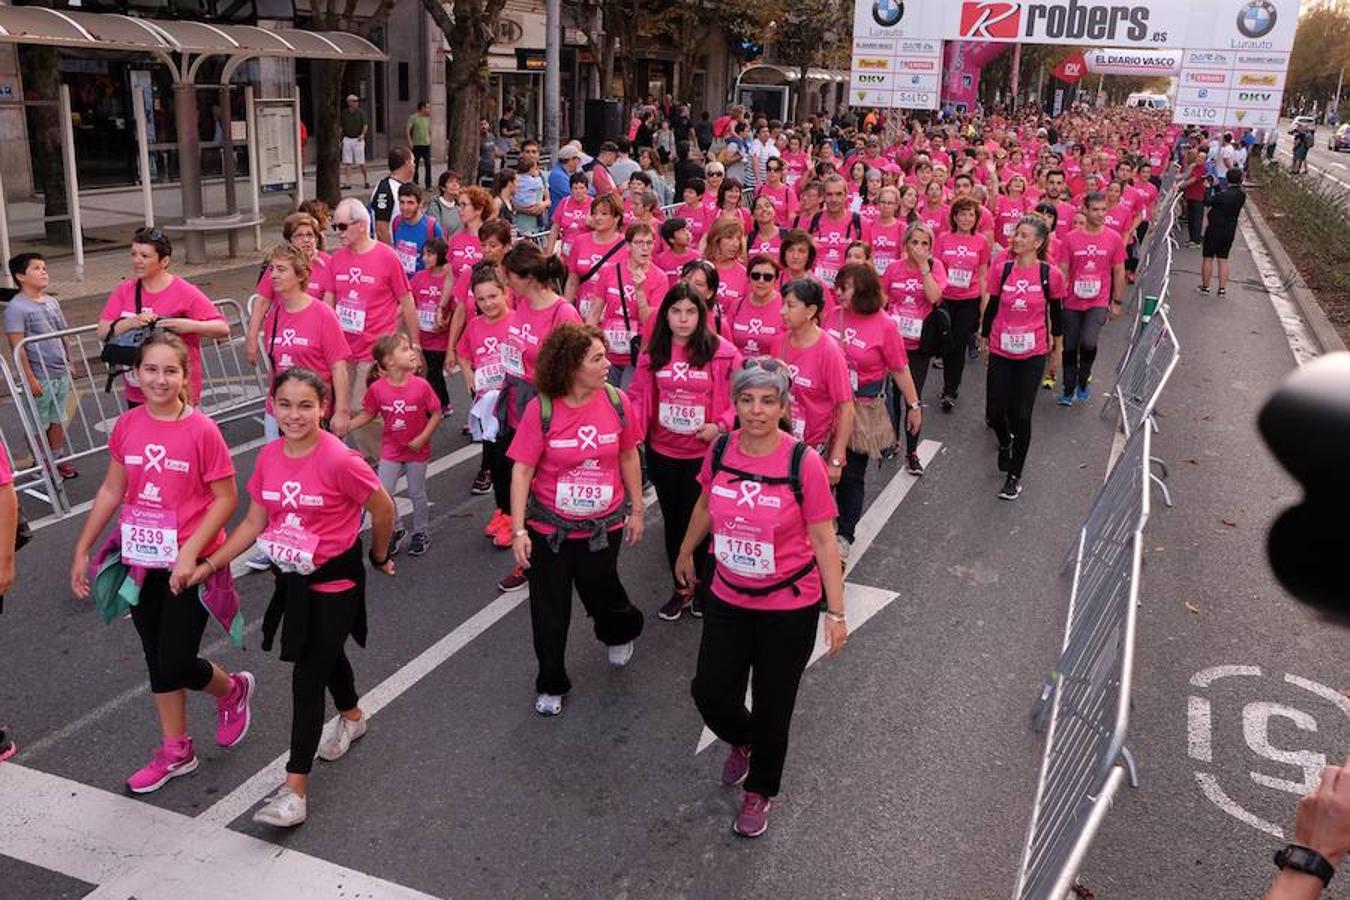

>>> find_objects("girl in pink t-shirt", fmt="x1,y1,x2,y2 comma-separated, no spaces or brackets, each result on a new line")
69,332,253,798
862,186,907,275
192,369,396,828
673,359,845,838
653,217,701,284
548,173,593,260
628,282,740,619
935,198,992,409
507,323,645,717
746,196,783,260
410,238,455,415
979,217,1066,500
347,334,442,557
98,230,229,406
827,263,923,548
457,266,517,547
880,223,948,470
720,254,783,357
244,211,330,370
565,195,628,322
706,219,749,318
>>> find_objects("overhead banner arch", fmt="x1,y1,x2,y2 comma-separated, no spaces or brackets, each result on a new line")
1084,47,1183,76
851,0,1300,117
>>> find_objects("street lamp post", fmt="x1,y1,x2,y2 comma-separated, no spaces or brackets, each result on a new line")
545,0,560,155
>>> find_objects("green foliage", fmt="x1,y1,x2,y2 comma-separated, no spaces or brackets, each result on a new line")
1289,2,1350,104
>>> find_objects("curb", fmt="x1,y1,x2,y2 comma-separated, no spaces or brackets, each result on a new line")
1242,200,1349,354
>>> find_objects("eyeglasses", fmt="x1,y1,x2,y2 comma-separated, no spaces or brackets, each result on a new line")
749,270,777,282
332,221,355,232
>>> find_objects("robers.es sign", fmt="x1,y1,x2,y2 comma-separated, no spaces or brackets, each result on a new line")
959,0,1152,43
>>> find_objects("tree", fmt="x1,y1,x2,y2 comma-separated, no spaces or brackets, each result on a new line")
1288,1,1350,113
309,0,398,206
423,0,509,182
17,43,68,244
644,0,778,107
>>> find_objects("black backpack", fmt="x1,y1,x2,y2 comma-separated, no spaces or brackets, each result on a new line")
709,432,807,507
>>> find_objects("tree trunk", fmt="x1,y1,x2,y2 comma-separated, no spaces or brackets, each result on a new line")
18,44,70,244
601,34,617,99
312,58,347,207
446,56,485,179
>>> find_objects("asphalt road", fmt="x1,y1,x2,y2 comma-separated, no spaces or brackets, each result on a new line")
0,213,1345,900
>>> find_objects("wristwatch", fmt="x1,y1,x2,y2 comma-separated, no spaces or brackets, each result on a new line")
907,400,923,411
1274,845,1335,886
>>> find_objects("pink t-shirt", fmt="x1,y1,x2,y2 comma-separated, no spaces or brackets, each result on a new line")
935,232,990,301
569,233,628,321
712,261,750,315
862,219,905,274
994,195,1033,246
0,444,10,485
1063,228,1125,311
326,243,411,361
918,202,948,235
410,268,453,352
502,300,583,428
255,250,330,304
653,247,700,284
1132,180,1159,221
674,203,708,244
984,261,1067,360
628,339,740,460
1102,203,1134,240
108,407,235,561
720,294,784,357
771,330,854,448
882,259,949,350
362,375,440,463
99,277,224,405
1049,200,1078,240
593,262,668,367
747,230,782,259
825,307,909,391
247,430,381,591
508,388,640,535
810,210,858,286
259,298,352,416
697,432,836,611
447,231,482,280
552,197,591,256
757,182,799,228
451,265,516,321
455,310,515,399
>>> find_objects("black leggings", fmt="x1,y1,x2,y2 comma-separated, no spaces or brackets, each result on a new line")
834,449,869,543
526,529,644,695
423,349,450,411
985,353,1046,479
646,448,708,586
942,298,982,398
691,594,818,798
287,587,361,775
484,435,511,514
885,354,928,455
1061,307,1108,395
1186,200,1205,244
130,570,214,694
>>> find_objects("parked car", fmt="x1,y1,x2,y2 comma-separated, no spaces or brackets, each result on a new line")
1329,123,1350,152
1292,115,1317,134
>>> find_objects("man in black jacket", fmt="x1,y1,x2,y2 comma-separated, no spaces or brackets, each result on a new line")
673,140,703,198
1199,168,1247,297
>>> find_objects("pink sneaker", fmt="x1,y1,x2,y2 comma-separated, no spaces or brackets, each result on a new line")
216,671,255,748
732,790,772,838
126,736,198,794
721,744,751,786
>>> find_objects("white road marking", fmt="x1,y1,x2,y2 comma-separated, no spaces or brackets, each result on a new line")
1275,144,1350,192
1189,663,1262,688
1194,771,1284,839
199,587,531,827
0,763,440,900
695,439,941,755
1239,219,1322,366
1286,672,1350,717
1187,695,1212,763
1243,700,1323,796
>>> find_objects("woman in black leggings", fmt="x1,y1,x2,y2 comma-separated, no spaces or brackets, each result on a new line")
195,369,396,827
980,217,1067,501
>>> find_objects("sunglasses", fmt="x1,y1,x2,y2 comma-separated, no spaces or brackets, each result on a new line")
135,227,165,243
749,270,777,282
705,171,723,178
742,356,790,378
332,222,356,232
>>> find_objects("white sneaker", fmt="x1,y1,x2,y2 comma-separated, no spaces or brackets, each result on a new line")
607,641,634,667
316,714,367,762
253,786,307,827
535,693,563,716
836,536,852,563
243,549,272,572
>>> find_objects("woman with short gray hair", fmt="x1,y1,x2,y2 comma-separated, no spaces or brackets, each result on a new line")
675,356,846,839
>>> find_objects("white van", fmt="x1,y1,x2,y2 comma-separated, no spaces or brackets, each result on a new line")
1126,93,1170,110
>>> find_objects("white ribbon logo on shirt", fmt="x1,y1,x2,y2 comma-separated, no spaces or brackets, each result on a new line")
281,480,302,509
483,337,498,353
736,481,762,508
577,425,599,450
671,362,690,382
787,364,800,380
143,444,167,473
392,400,408,415
280,328,297,346
746,319,763,335
843,328,858,345
519,324,534,343
347,267,364,284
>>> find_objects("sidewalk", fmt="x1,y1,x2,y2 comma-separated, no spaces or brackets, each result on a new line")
8,160,394,307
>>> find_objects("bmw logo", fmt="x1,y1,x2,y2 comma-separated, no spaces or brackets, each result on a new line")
1237,0,1277,39
872,0,903,27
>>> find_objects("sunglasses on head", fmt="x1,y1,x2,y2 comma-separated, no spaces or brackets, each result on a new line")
135,227,165,243
749,270,776,282
741,356,791,379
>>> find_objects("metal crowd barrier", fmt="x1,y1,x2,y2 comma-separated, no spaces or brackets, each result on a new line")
1015,424,1151,900
1014,173,1185,899
4,298,265,517
0,357,69,516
